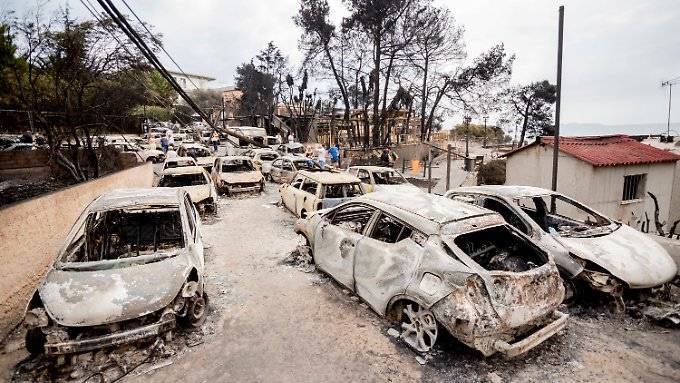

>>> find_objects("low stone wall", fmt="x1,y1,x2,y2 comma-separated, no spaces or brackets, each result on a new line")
0,163,153,341
0,150,49,170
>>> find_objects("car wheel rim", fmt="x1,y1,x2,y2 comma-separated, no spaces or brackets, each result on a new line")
192,297,206,320
400,303,437,353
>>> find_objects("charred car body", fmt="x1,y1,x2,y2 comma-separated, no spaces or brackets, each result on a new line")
295,190,567,357
280,170,364,218
347,166,421,194
211,156,265,195
158,166,218,213
446,186,677,307
23,188,207,356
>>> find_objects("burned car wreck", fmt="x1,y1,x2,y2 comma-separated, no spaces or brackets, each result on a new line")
23,188,207,356
446,186,678,308
295,190,567,357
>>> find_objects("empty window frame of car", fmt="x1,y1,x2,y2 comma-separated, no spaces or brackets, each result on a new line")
368,212,413,243
222,159,255,172
322,183,364,198
259,153,279,161
329,204,376,234
293,159,319,171
60,206,185,265
452,225,547,272
301,178,319,195
372,170,407,185
159,172,208,187
356,169,371,184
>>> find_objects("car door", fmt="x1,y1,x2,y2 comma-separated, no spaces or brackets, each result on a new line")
353,211,424,314
298,178,320,217
183,194,204,271
270,159,283,182
281,160,295,183
283,175,304,213
314,204,377,291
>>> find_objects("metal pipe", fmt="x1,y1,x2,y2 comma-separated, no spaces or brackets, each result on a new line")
551,5,564,192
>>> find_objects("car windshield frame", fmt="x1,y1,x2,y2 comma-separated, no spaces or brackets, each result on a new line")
55,205,186,271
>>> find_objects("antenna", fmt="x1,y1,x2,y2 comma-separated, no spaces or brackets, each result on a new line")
662,76,680,137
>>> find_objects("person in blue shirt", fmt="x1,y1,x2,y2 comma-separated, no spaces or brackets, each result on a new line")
329,144,340,167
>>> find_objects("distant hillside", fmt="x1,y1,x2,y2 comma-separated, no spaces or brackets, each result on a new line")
560,123,680,137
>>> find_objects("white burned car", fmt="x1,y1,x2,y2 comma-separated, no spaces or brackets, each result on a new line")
23,189,207,356
211,156,265,195
295,191,567,357
280,170,364,218
162,156,198,170
347,165,421,194
158,166,218,213
446,186,677,307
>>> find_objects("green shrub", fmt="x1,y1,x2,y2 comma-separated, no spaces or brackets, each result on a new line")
477,159,506,185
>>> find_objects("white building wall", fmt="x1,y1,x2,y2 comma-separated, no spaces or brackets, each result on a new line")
505,144,677,231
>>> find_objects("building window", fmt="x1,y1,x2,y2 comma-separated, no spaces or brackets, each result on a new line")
622,174,646,201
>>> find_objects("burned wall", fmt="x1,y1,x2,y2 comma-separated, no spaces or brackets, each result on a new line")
0,163,153,341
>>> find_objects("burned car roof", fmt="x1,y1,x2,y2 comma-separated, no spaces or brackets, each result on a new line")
89,188,182,211
362,190,493,224
455,185,552,199
298,170,361,184
161,165,208,175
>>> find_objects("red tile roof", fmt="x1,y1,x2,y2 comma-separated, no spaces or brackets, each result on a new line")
503,135,680,167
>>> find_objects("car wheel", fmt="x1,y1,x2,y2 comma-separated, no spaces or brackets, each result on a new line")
400,303,438,353
25,328,46,355
179,292,207,328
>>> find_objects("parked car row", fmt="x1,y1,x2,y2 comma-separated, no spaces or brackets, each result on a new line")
279,167,676,357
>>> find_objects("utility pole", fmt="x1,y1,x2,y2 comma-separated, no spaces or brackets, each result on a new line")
551,5,564,193
464,115,471,158
221,96,226,130
482,116,488,148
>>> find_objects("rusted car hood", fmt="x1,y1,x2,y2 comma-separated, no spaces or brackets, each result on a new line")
554,225,677,288
39,255,190,327
220,171,262,184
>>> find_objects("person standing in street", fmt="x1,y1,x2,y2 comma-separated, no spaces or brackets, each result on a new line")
328,144,339,168
317,145,327,169
160,135,169,153
211,131,220,152
275,133,282,144
288,132,295,143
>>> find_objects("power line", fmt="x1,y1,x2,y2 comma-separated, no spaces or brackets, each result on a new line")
119,0,201,91
79,0,188,124
94,0,264,147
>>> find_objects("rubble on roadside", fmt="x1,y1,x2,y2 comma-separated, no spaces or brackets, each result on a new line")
280,245,315,273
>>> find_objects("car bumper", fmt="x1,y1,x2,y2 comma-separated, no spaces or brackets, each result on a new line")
223,184,261,193
492,310,568,358
45,318,175,355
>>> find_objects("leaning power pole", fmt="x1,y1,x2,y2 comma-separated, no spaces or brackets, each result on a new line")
551,5,564,192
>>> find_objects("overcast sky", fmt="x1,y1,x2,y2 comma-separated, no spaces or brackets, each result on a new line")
2,0,679,128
